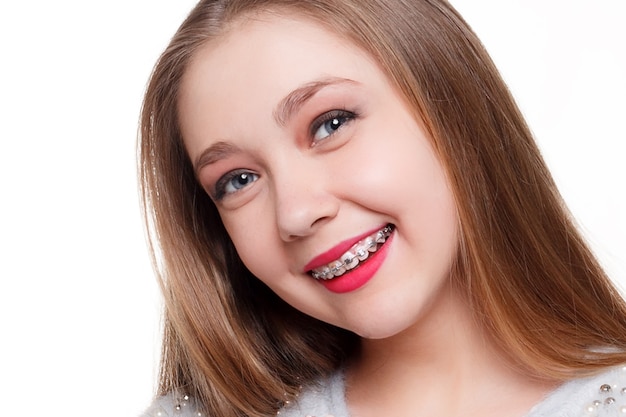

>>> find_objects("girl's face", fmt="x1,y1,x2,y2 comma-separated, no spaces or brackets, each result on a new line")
179,14,459,339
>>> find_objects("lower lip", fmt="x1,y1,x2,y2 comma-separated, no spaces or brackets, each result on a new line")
319,229,395,294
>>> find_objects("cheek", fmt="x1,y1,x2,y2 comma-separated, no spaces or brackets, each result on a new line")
221,210,288,285
343,129,444,207
346,123,458,247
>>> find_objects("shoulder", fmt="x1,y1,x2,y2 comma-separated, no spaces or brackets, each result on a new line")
139,366,626,417
140,392,203,417
278,371,349,417
139,373,348,417
527,365,626,417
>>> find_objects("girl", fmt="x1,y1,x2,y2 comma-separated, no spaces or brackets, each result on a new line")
139,1,626,416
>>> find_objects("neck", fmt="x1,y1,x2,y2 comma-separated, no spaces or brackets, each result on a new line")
345,287,557,417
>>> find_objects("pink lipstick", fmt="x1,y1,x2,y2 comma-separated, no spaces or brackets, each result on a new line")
304,224,394,293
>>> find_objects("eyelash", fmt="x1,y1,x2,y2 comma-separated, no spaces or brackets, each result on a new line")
211,109,358,201
213,169,259,201
309,109,357,144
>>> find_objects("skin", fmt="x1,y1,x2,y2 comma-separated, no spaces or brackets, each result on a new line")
179,13,556,417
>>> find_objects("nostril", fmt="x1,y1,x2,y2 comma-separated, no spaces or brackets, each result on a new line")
276,197,340,241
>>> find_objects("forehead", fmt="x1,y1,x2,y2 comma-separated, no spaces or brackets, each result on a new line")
179,14,386,151
185,12,374,78
182,14,373,97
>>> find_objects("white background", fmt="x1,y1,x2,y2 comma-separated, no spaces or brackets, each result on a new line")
0,1,624,416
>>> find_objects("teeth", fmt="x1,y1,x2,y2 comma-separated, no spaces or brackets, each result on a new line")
341,252,358,270
329,260,346,277
355,246,369,261
309,225,393,280
365,236,377,252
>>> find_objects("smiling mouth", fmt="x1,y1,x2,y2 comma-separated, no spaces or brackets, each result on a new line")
308,224,394,280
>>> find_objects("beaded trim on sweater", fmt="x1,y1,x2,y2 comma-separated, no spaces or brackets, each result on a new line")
141,365,626,417
140,392,203,417
579,366,626,416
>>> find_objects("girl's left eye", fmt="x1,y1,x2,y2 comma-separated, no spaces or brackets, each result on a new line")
311,110,356,143
213,170,259,201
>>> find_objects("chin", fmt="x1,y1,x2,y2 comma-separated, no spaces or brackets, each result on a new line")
348,318,413,340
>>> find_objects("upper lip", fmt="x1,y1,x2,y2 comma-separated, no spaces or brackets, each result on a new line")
302,224,389,272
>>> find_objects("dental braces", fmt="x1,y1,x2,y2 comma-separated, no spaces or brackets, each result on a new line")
310,225,393,280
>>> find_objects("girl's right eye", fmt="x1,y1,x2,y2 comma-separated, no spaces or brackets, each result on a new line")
310,109,356,145
213,170,259,200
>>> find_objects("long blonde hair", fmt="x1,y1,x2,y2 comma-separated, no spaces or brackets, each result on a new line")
139,1,626,415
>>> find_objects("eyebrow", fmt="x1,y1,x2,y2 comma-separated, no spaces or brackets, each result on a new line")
273,77,358,126
193,77,358,175
193,141,241,176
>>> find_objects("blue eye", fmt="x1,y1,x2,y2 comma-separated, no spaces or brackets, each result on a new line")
311,110,355,142
214,170,259,200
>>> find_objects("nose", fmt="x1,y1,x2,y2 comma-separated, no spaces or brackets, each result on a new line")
272,157,339,241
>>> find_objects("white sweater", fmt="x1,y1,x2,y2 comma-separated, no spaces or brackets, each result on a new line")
142,365,626,417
